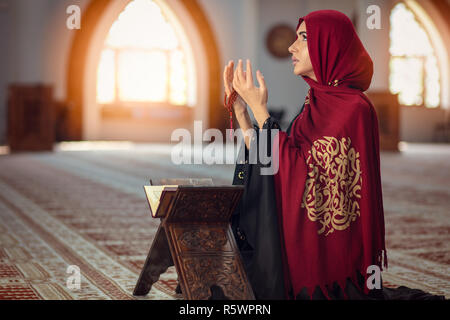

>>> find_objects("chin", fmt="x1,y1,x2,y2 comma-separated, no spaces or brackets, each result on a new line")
293,66,305,77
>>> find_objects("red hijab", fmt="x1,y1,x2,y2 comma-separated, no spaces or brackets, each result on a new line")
273,10,387,299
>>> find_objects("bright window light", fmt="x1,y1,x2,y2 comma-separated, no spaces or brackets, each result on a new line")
96,0,193,106
389,2,440,108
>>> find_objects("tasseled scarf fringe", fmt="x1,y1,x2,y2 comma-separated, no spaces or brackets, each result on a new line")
299,249,388,300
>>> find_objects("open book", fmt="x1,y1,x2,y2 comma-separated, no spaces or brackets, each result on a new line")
144,178,214,218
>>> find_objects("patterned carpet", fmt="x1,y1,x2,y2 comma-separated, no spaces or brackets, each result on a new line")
0,142,448,299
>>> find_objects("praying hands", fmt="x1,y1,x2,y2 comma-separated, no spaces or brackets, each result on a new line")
232,59,270,128
223,59,270,130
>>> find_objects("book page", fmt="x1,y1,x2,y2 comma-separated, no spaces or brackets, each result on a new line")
144,185,178,216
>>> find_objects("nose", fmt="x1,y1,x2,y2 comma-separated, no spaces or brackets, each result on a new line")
288,40,296,54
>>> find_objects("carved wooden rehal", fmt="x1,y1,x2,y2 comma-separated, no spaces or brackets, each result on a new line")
133,185,254,300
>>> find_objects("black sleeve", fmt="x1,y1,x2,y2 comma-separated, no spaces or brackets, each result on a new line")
230,116,286,299
231,116,281,185
261,116,281,130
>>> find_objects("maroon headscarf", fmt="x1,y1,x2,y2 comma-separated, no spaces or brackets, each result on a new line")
273,10,387,299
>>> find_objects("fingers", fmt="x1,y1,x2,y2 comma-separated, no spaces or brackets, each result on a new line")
256,69,266,91
223,66,230,95
232,59,256,94
246,59,253,87
237,59,244,83
223,60,235,95
233,63,240,91
229,61,235,84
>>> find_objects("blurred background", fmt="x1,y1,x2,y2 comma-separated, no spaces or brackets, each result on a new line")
0,0,448,300
0,0,449,148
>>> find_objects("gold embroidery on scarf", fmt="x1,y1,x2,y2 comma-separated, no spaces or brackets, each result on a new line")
301,136,362,236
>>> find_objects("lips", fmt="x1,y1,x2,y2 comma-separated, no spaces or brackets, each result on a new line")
292,57,299,65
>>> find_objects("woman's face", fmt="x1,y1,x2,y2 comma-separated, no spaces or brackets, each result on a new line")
288,21,317,81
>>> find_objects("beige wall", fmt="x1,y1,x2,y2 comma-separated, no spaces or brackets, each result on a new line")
1,0,449,143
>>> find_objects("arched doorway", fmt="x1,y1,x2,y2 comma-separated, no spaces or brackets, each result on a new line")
389,0,448,109
388,0,450,142
66,0,225,141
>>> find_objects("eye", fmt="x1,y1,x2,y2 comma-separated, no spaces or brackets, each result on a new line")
297,33,307,41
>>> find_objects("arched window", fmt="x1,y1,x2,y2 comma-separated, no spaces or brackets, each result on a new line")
389,2,440,108
96,0,196,107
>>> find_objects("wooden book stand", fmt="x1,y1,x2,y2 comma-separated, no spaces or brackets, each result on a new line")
133,179,255,300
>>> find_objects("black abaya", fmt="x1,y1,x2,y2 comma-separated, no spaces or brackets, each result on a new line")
230,104,446,301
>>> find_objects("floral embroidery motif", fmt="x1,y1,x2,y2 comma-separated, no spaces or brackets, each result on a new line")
301,136,362,236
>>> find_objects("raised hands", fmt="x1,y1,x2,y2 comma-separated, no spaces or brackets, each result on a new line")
223,60,246,115
232,59,270,128
223,59,271,131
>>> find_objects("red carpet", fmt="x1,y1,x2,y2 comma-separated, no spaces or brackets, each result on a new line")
0,142,448,299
